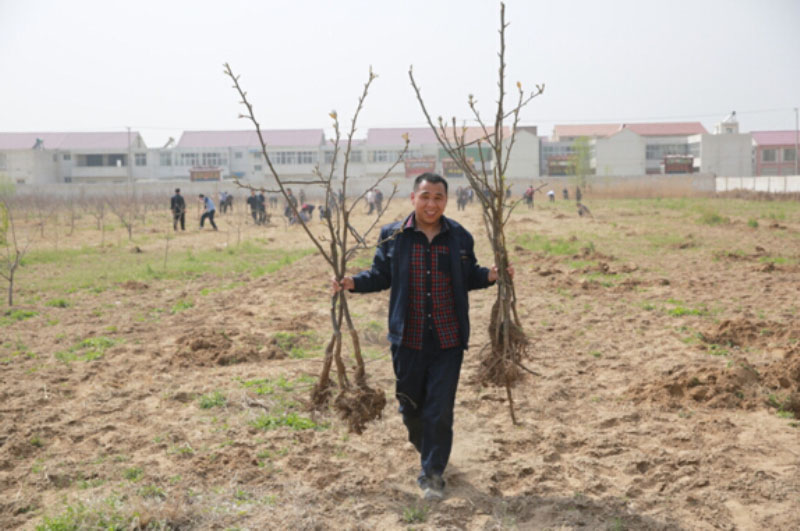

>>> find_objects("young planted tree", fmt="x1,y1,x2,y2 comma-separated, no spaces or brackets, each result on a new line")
224,63,408,433
107,191,140,241
409,2,544,423
571,135,591,191
0,197,32,306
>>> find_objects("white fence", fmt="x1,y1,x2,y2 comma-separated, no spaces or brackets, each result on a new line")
716,175,800,193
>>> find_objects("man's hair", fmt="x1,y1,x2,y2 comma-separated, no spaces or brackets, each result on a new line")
199,194,204,198
414,172,448,195
175,188,180,193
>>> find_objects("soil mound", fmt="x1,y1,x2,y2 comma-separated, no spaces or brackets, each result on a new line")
173,329,273,366
628,319,800,417
698,318,799,348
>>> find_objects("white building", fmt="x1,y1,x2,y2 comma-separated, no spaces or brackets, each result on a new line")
0,131,148,184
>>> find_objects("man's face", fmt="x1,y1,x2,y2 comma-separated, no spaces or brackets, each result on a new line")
410,179,447,229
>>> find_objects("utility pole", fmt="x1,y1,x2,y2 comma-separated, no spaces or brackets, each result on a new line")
794,107,798,176
126,125,133,189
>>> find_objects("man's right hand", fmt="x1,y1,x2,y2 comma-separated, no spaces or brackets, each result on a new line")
331,276,354,294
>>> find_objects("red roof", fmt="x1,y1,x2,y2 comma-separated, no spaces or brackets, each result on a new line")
366,126,511,146
366,127,437,146
0,132,144,150
623,122,707,136
177,130,324,148
553,124,622,140
751,130,799,146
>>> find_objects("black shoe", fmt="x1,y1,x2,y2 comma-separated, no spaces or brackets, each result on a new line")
418,473,444,501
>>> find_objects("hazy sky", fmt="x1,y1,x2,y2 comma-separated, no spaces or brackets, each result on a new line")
1,0,798,147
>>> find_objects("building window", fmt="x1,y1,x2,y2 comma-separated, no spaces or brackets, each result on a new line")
324,151,334,163
253,152,262,160
108,154,126,167
135,153,147,166
350,150,362,163
646,144,689,160
87,154,104,167
202,152,227,167
235,151,243,159
254,165,262,171
273,151,297,165
369,150,398,163
783,148,796,162
762,149,776,162
63,153,71,161
160,152,172,166
179,153,199,167
298,151,315,164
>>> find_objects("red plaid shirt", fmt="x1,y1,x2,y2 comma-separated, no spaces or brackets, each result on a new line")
401,217,460,350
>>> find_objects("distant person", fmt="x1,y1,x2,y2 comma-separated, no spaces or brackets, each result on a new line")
374,188,384,214
523,186,534,209
547,189,555,203
247,190,260,225
170,188,186,231
219,191,229,214
366,188,376,214
576,186,582,203
562,188,569,201
506,187,512,199
257,191,267,224
467,188,474,204
577,202,592,218
299,189,306,206
198,194,218,230
456,186,468,211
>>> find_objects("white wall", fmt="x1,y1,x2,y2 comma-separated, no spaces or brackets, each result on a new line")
503,130,540,178
697,133,752,176
595,129,646,176
716,175,800,193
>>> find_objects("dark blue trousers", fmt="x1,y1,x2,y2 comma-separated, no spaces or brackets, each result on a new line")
391,339,464,478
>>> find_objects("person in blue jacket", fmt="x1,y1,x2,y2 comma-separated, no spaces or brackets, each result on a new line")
198,193,218,230
333,173,511,501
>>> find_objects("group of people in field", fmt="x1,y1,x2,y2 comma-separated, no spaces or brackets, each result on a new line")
169,188,237,231
172,182,591,233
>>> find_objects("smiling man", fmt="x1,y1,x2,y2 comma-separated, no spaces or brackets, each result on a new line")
334,172,508,501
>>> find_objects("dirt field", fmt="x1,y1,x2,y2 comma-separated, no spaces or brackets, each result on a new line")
1,194,799,530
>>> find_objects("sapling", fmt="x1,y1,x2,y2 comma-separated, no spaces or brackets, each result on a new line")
409,2,544,423
224,63,408,433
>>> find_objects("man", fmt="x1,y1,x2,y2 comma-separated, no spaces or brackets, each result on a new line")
366,188,376,215
170,188,186,231
333,173,510,501
246,190,260,225
374,188,383,214
523,185,534,209
198,193,218,230
257,191,267,225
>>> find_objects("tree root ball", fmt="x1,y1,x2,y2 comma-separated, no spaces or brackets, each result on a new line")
310,380,334,409
479,300,529,387
334,385,387,434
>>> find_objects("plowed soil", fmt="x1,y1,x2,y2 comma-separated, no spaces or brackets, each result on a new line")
2,196,799,530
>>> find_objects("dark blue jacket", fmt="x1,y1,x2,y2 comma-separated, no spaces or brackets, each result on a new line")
351,213,494,349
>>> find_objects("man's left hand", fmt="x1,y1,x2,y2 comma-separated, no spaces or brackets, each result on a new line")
489,264,515,283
